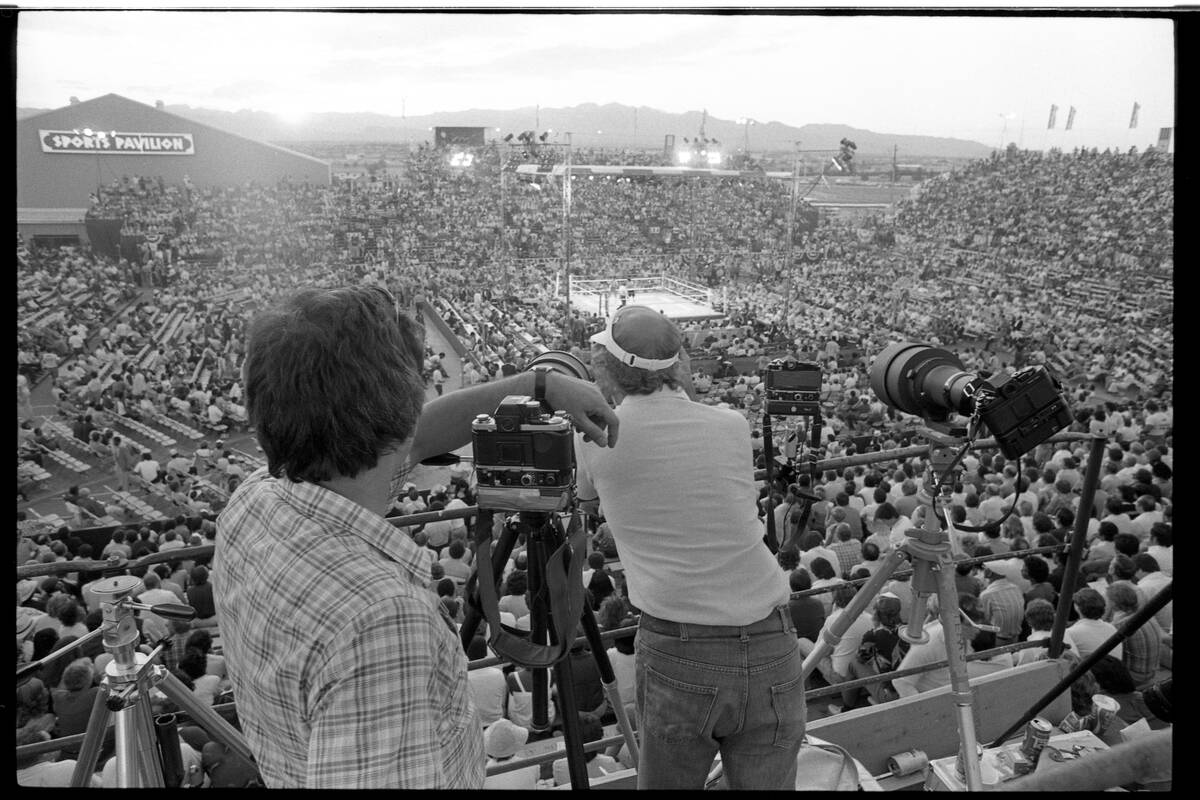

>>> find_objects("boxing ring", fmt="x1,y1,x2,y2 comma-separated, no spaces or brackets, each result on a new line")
569,274,724,322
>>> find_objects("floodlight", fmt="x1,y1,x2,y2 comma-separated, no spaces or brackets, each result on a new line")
706,151,723,166
677,150,693,164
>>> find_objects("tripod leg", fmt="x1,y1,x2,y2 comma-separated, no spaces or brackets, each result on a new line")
134,693,166,786
158,670,256,765
70,684,114,787
801,548,907,680
113,701,162,787
526,528,552,734
933,558,983,791
578,604,639,765
552,654,590,789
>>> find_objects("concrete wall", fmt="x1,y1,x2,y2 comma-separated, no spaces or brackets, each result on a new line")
18,94,330,208
17,222,89,245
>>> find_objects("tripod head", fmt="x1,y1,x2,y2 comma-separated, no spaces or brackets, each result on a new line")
16,575,196,684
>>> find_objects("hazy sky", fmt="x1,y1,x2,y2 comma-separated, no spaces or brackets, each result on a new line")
16,9,1176,148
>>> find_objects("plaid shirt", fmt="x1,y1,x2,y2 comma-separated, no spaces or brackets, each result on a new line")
829,539,862,579
160,631,192,674
980,578,1025,642
213,467,483,788
1113,612,1161,686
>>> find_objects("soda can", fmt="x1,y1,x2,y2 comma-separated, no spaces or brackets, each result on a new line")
955,743,983,782
1021,717,1053,762
1091,694,1120,736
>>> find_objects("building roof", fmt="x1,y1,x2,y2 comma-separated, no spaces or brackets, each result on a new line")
19,93,330,168
18,208,89,224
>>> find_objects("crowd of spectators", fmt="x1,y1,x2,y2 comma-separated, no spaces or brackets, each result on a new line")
16,139,1172,785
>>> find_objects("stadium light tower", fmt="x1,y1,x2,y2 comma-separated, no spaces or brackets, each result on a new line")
997,112,1017,151
736,117,758,152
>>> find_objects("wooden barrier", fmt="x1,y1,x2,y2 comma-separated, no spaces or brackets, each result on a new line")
806,659,1073,777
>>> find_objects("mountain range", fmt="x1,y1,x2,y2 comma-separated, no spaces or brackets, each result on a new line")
17,101,994,159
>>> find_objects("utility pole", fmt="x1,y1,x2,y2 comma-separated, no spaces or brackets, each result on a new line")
892,144,898,184
562,132,573,325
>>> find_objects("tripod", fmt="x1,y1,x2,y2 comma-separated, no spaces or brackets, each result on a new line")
16,575,256,787
762,411,822,553
797,426,986,790
460,505,639,789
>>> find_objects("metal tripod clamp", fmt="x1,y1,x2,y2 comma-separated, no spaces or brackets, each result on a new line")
899,526,950,646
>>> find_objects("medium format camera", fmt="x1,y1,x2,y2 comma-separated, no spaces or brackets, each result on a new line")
764,358,823,416
472,395,575,513
870,341,1072,458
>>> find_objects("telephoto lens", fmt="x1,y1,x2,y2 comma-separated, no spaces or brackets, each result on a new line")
869,342,980,422
525,350,593,382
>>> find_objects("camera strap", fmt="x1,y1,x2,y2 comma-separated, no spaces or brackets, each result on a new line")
473,511,588,668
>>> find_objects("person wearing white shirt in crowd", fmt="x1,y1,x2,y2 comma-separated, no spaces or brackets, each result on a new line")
399,484,427,516
1099,496,1135,536
1145,524,1172,577
134,451,161,484
465,636,508,728
444,493,470,543
1064,588,1122,661
1008,479,1040,520
1017,599,1079,666
798,583,873,706
1128,496,1163,543
978,484,1007,522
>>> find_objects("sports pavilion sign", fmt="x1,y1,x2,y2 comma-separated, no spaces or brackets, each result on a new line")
39,129,196,155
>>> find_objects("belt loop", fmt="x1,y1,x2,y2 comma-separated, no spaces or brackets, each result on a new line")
778,604,791,632
678,622,689,642
740,626,750,643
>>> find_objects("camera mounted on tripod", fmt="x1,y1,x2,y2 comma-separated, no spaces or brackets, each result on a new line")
764,358,823,418
870,342,1072,459
472,395,576,513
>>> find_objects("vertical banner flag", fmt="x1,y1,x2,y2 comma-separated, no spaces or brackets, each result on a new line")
1047,104,1058,129
1129,102,1140,129
1066,106,1076,131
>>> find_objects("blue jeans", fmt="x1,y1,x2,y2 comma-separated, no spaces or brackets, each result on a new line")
634,605,805,790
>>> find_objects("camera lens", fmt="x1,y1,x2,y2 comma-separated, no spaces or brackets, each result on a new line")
525,350,593,382
869,341,977,421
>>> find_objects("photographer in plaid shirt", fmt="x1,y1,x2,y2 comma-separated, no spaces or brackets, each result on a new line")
212,286,618,788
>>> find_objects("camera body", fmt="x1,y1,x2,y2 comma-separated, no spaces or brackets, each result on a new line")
764,359,823,416
472,395,575,512
977,366,1073,460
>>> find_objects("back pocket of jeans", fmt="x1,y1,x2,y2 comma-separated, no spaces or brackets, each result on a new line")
642,664,718,745
770,668,807,749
